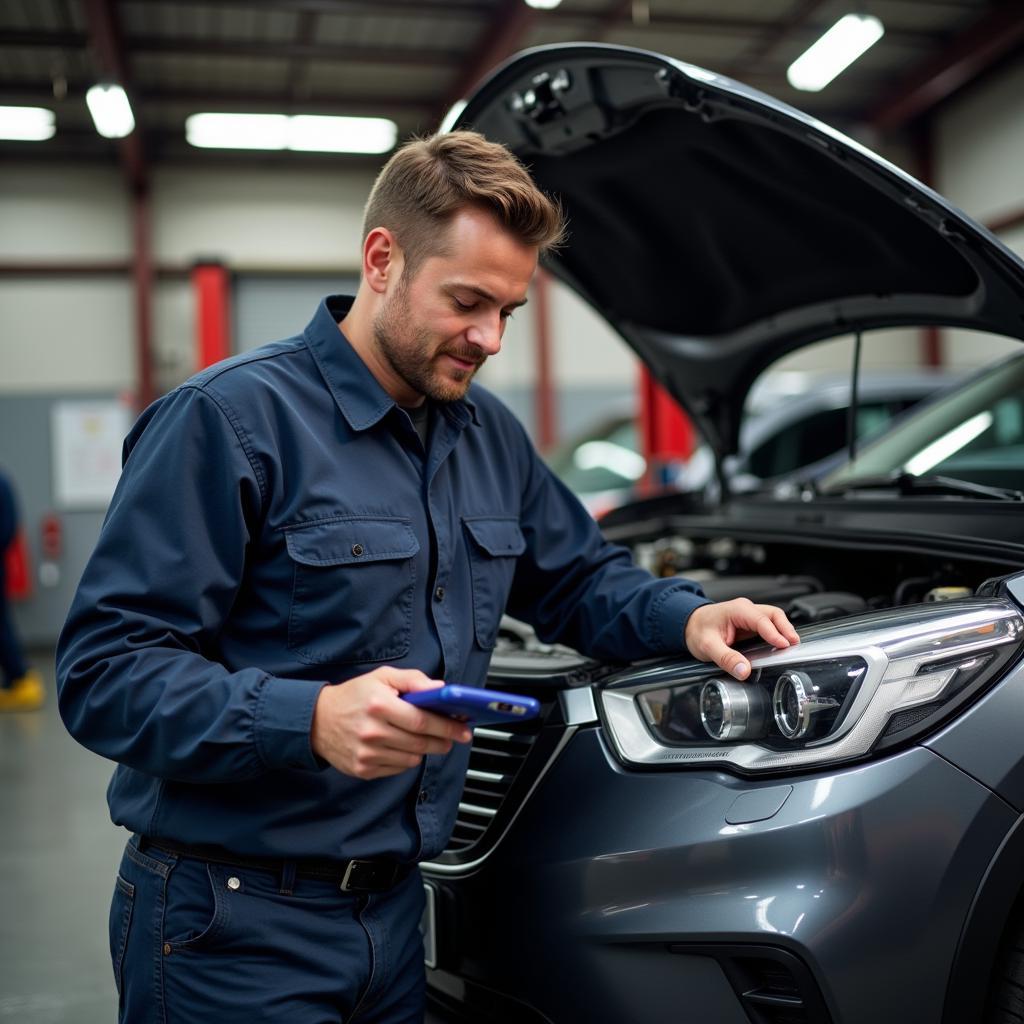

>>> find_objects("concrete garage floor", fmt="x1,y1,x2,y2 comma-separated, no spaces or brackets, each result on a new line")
0,653,450,1023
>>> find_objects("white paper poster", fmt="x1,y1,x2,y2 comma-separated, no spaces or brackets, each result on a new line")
52,400,132,509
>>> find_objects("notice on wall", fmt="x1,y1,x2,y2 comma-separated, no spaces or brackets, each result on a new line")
52,400,132,509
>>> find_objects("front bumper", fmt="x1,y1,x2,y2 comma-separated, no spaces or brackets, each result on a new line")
422,724,1015,1024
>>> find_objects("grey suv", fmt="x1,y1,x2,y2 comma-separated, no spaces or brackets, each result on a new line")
421,44,1024,1024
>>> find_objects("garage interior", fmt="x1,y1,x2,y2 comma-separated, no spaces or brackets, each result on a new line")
1,1,1023,1021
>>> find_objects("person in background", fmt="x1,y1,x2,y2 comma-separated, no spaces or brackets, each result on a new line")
57,131,798,1022
0,467,44,712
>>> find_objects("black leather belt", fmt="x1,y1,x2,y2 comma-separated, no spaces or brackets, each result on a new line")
137,836,411,893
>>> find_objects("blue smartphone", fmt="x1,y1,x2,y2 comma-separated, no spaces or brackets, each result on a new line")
402,685,540,725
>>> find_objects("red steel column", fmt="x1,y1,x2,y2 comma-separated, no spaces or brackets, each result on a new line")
133,188,155,408
192,262,232,370
533,269,557,451
638,367,695,494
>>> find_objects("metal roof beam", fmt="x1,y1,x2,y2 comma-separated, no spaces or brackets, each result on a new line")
81,0,147,192
2,29,464,67
0,81,432,116
82,0,154,408
869,1,1024,131
119,0,487,15
724,0,830,76
115,0,949,38
439,0,536,125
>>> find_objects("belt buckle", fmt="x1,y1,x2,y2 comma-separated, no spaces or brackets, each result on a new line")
340,860,360,892
340,859,387,893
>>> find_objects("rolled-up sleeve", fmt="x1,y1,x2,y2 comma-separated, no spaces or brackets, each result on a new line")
56,385,326,783
506,418,711,662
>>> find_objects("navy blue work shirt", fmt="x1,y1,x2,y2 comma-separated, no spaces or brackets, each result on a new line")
56,296,710,862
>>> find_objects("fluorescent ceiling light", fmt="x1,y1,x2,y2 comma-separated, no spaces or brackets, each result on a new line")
904,411,993,476
787,13,884,92
186,113,397,153
187,113,289,150
0,105,55,141
288,115,397,153
524,0,563,8
86,83,135,138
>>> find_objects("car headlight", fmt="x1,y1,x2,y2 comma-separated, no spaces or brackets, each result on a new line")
600,599,1022,772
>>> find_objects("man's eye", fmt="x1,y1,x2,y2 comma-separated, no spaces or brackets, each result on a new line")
453,298,475,312
500,310,515,321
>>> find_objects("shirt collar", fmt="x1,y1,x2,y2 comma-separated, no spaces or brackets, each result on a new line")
302,295,479,432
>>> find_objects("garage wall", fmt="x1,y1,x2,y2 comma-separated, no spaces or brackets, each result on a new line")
0,166,135,392
934,58,1024,227
0,168,137,644
150,165,375,270
932,57,1024,369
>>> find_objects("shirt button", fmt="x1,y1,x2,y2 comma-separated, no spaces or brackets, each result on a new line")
227,876,241,891
351,543,364,557
418,789,429,804
434,586,445,601
163,943,172,956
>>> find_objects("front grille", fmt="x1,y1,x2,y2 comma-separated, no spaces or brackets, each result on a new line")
445,719,544,853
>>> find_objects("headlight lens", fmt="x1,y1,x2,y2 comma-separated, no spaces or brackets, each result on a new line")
642,658,863,749
603,600,1022,772
699,679,769,741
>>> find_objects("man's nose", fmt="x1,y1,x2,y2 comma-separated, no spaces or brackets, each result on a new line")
464,314,503,356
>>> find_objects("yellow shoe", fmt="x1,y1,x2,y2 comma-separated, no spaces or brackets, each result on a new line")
0,669,45,712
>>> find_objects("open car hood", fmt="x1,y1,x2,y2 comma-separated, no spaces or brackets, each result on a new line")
452,43,1024,459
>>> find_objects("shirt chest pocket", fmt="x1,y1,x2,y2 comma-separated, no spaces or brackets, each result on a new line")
463,517,527,650
284,517,420,666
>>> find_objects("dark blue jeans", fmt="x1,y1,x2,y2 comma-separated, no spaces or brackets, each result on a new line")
110,836,427,1023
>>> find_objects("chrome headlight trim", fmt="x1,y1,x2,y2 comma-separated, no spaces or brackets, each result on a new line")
601,600,1022,771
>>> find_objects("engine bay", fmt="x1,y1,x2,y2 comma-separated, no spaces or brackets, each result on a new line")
628,532,987,625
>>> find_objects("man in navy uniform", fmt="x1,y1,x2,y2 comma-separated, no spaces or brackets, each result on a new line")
57,130,798,1023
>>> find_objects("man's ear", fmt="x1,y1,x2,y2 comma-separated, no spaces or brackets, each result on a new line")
363,227,403,295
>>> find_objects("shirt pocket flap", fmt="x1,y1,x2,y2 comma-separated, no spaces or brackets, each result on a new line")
463,517,527,558
285,517,420,567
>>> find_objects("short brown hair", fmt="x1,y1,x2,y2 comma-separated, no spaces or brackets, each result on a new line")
362,130,565,278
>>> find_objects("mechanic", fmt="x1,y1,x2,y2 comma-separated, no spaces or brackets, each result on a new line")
56,130,799,1023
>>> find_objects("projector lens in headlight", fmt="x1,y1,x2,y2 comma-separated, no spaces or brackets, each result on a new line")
772,670,841,740
639,658,864,752
699,679,769,740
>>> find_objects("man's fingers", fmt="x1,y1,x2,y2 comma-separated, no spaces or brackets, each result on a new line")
360,720,455,757
770,607,801,646
702,634,751,681
684,601,800,681
388,698,473,744
374,666,442,693
752,613,791,650
353,748,424,779
364,668,471,743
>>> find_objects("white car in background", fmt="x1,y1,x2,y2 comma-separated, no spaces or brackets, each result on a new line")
548,367,958,515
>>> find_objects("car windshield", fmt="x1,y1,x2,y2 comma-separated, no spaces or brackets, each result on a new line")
821,353,1024,493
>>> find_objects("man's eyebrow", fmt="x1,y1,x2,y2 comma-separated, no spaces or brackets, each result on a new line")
449,283,529,309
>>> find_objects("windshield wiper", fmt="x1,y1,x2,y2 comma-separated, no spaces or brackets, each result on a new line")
822,472,1024,501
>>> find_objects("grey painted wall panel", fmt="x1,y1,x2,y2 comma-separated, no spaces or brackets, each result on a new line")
234,276,359,352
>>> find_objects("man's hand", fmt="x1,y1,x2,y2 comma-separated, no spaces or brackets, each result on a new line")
311,667,473,780
684,599,800,680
